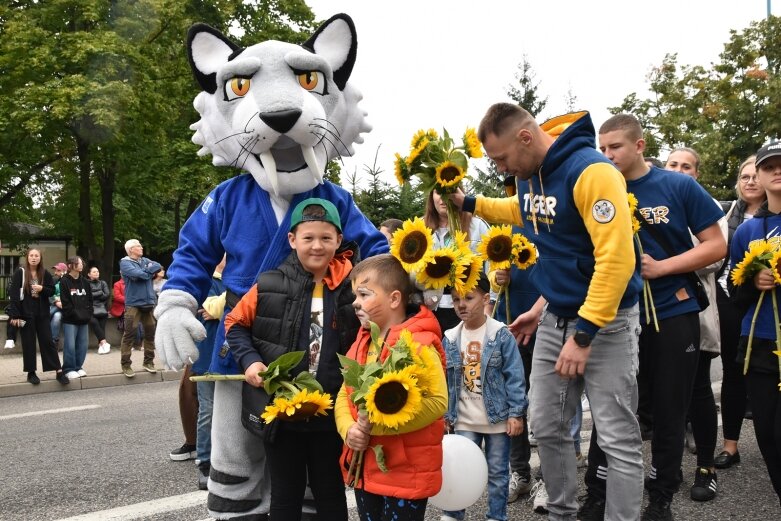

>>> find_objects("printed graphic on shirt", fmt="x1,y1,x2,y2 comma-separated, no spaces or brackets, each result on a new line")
592,199,616,224
462,339,482,395
638,206,670,225
309,283,324,375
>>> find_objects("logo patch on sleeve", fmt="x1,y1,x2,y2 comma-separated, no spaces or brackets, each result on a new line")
201,196,214,214
592,200,616,223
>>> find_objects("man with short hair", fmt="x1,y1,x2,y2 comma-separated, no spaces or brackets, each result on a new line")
119,239,161,378
451,103,644,521
49,262,68,347
580,114,726,521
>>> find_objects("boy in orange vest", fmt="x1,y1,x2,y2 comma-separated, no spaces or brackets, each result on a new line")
335,254,447,521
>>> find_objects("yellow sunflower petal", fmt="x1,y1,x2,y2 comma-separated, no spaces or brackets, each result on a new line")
453,253,483,296
416,248,462,290
365,369,424,429
477,225,514,270
394,153,410,186
463,127,483,159
390,217,435,273
771,250,781,286
435,161,466,189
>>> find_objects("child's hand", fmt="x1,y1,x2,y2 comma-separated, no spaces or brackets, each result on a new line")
346,422,371,451
244,361,267,388
507,417,524,436
754,268,776,291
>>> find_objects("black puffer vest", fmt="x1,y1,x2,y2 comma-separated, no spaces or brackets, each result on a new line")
250,242,361,402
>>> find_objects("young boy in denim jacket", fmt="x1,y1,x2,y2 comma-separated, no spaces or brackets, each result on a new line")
441,273,527,521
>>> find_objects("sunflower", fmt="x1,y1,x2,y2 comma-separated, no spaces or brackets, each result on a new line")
731,239,775,286
416,248,462,290
411,128,439,149
397,329,422,354
364,367,423,429
390,218,434,272
478,225,515,270
513,234,538,270
394,153,410,186
627,192,641,234
771,249,781,286
407,345,443,395
451,230,473,257
462,128,483,159
454,252,483,296
262,389,332,423
407,137,429,166
435,161,466,189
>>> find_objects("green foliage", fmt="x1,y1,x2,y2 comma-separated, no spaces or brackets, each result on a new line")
507,56,548,118
610,16,781,199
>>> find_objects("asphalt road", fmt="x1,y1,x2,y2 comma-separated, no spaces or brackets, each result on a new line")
1,380,779,520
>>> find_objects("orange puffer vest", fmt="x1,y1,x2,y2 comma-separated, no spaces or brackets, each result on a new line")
341,305,445,499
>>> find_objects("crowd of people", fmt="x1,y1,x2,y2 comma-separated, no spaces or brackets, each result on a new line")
4,104,781,521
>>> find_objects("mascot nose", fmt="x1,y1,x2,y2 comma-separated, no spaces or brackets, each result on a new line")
260,109,302,134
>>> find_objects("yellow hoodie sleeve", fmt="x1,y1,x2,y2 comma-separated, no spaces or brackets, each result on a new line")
474,195,523,226
572,163,636,328
202,292,226,319
335,384,353,441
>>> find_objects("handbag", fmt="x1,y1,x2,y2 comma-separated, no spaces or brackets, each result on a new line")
241,382,279,442
634,208,709,311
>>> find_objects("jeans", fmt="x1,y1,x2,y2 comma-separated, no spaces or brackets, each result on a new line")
443,430,511,521
62,323,88,373
196,380,215,464
530,305,642,521
50,307,62,342
571,397,583,454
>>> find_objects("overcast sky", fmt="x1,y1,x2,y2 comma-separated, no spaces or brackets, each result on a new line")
306,0,775,186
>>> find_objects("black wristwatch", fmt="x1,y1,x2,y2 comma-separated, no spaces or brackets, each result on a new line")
573,330,593,348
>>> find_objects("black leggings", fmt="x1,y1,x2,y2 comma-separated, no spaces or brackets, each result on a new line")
353,489,428,521
510,340,533,475
90,315,107,342
264,428,347,521
746,368,781,505
689,353,717,468
717,288,747,441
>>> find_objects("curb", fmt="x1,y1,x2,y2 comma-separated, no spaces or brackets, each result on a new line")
0,369,182,398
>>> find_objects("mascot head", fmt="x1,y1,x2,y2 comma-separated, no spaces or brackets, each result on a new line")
187,14,370,196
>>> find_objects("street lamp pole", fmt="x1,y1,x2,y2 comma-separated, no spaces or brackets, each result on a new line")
769,0,772,18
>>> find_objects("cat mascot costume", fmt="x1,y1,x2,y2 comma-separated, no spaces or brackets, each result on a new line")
154,14,387,520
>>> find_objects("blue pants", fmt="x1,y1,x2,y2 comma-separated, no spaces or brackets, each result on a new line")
196,380,214,464
62,323,88,373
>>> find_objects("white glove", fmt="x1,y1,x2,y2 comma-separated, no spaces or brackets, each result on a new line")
154,289,206,370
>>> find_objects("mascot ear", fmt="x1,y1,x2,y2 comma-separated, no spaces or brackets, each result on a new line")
187,24,242,94
302,14,357,91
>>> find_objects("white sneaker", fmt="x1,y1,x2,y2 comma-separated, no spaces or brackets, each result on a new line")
77,369,87,377
530,479,548,513
440,516,458,521
4,339,14,349
65,371,81,379
581,393,590,412
528,431,538,447
98,343,111,354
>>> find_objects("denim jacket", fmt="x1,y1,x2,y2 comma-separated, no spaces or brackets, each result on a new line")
443,316,527,425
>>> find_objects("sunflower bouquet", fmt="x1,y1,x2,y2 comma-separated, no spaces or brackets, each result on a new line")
390,218,483,297
629,193,659,332
730,239,781,381
394,127,483,233
338,324,443,486
476,225,538,320
191,351,333,422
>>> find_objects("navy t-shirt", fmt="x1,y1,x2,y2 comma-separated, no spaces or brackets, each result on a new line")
627,167,724,320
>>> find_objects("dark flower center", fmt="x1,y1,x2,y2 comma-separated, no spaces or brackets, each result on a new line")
439,165,461,182
283,401,319,421
517,249,531,263
487,236,513,261
425,256,453,278
375,381,408,414
400,231,427,263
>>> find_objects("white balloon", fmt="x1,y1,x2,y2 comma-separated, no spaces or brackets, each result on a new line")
429,433,488,511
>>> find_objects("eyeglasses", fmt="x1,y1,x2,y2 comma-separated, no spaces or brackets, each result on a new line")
739,175,758,184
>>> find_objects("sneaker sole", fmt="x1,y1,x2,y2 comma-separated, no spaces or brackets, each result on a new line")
144,366,157,373
170,452,197,461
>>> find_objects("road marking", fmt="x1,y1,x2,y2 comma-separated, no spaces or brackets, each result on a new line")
55,491,207,521
0,404,101,421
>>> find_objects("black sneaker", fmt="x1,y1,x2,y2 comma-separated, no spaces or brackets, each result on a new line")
170,443,197,461
56,371,70,385
641,498,673,521
27,372,40,385
690,467,717,501
578,493,606,521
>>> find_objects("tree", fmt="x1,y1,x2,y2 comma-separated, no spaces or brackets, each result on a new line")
610,15,781,199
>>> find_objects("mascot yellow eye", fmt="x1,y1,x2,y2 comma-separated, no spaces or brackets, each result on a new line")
225,77,251,101
297,71,326,95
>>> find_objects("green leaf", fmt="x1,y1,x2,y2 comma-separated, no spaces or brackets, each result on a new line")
372,445,388,473
338,354,364,388
292,371,325,392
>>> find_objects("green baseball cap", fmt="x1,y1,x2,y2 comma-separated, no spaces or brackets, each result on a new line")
289,198,342,232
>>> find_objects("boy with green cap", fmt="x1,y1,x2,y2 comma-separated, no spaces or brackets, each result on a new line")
225,198,361,520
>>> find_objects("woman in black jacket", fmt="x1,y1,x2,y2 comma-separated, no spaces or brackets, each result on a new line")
7,249,69,385
60,256,93,379
87,267,111,354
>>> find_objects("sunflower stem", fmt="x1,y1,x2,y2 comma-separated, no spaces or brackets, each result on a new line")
189,374,247,382
491,290,500,318
646,281,659,333
280,380,300,395
745,290,765,375
504,286,512,323
634,235,659,332
445,198,462,234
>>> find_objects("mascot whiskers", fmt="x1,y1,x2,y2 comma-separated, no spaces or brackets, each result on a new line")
155,14,387,519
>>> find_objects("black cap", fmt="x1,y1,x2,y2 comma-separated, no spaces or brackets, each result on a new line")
756,140,781,167
475,272,491,294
